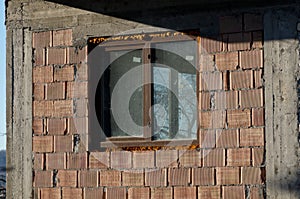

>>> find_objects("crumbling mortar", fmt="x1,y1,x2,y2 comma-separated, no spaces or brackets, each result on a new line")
245,185,250,199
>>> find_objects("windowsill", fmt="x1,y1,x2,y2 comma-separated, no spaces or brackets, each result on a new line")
100,139,198,148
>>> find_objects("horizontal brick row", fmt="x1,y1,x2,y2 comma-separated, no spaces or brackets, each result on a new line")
200,90,263,111
201,30,263,55
33,147,264,171
33,118,89,135
199,70,263,92
34,167,263,189
37,185,265,199
199,109,264,128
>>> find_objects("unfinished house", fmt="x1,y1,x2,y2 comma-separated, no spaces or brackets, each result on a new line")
5,0,300,198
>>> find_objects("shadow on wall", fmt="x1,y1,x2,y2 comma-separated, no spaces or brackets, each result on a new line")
44,0,300,40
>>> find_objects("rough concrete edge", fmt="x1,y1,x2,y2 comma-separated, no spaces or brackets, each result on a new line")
6,28,13,199
23,28,33,199
264,8,300,199
6,28,33,199
264,9,276,199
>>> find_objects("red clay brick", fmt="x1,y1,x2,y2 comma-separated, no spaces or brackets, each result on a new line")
111,151,132,169
200,36,222,54
240,128,264,147
99,170,121,186
179,150,201,167
33,31,52,48
128,188,150,199
89,152,109,169
46,153,66,170
67,117,87,134
145,169,167,187
79,170,98,187
57,170,77,187
62,188,82,199
199,129,216,148
192,168,215,185
198,186,221,199
215,91,238,109
199,54,214,72
67,152,87,169
227,32,251,51
244,13,263,31
240,50,263,69
33,136,53,153
74,99,88,117
33,119,44,135
215,52,239,71
250,186,264,199
54,65,74,81
133,151,155,169
199,72,222,91
33,66,53,83
33,101,54,118
34,48,46,66
219,15,243,34
47,48,67,65
67,118,77,134
240,89,263,108
230,70,253,90
199,110,226,129
156,150,178,168
33,83,44,100
252,148,265,166
122,170,144,186
203,149,225,167
34,171,52,187
67,47,87,64
242,167,262,184
66,81,88,99
34,153,44,170
252,31,263,49
53,29,72,47
168,168,190,186
227,148,251,166
216,129,239,148
216,167,240,185
76,63,88,81
252,108,264,127
45,82,65,100
54,135,73,152
174,187,196,199
84,188,104,199
106,187,126,199
199,92,210,110
47,118,66,135
223,186,245,199
151,187,172,199
254,69,263,88
40,188,61,199
227,109,251,128
53,100,73,117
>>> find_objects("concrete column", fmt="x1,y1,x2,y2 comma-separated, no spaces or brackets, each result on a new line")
6,28,33,199
264,8,300,199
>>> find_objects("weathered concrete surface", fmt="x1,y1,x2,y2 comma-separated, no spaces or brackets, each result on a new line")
6,28,33,199
264,9,300,199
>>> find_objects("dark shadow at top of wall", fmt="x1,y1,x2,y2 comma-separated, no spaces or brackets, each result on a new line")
44,0,300,40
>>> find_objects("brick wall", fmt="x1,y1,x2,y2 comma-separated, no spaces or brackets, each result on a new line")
32,13,265,199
